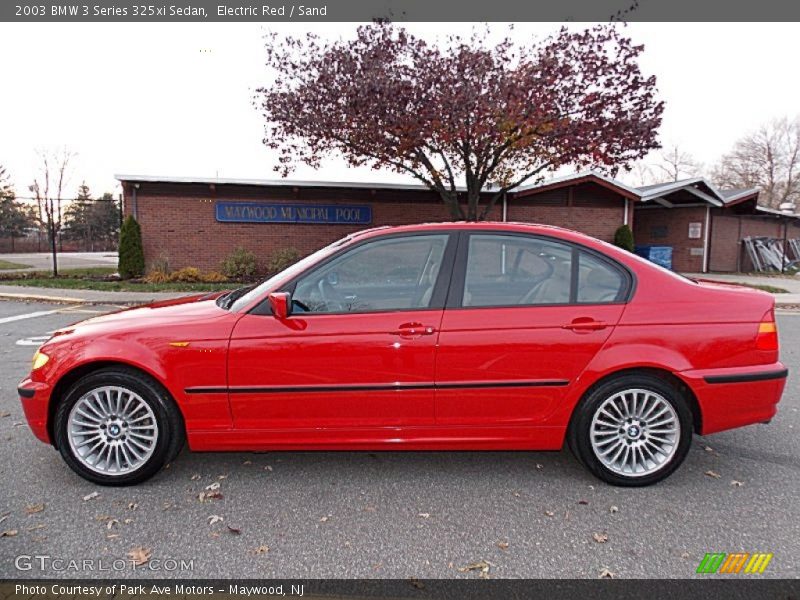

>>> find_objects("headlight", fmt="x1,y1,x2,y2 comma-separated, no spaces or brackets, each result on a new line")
31,350,49,371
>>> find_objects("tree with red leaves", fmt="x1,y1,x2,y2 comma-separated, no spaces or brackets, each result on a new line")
257,24,663,221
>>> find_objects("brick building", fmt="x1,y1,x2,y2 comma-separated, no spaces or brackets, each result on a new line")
117,171,797,275
117,172,635,274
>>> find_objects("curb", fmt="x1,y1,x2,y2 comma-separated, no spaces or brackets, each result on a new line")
0,292,87,304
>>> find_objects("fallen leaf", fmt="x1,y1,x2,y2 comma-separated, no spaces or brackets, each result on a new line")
205,482,220,491
25,504,44,515
83,491,100,501
703,445,714,453
418,513,431,519
593,532,609,544
95,515,113,522
227,525,241,535
363,506,376,513
0,412,10,418
609,506,619,514
198,491,223,502
208,515,224,525
127,503,138,510
190,474,201,481
27,524,46,531
127,547,151,566
536,463,544,469
264,465,273,472
217,474,228,480
681,552,690,559
544,510,555,517
705,470,721,479
1,529,18,537
599,568,615,579
512,491,521,497
242,460,252,465
0,515,8,525
252,545,269,555
106,534,119,539
124,518,133,524
496,541,509,550
106,519,120,530
319,516,330,523
731,480,744,487
408,578,425,590
458,560,491,579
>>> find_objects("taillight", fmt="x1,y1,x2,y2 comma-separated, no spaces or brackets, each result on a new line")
756,310,779,351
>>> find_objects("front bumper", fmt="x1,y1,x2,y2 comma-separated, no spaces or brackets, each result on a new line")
18,377,52,444
679,362,787,435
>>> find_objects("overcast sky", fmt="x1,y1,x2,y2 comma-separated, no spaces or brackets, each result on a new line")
1,22,799,198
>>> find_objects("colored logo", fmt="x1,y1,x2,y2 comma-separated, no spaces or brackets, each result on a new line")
696,552,773,574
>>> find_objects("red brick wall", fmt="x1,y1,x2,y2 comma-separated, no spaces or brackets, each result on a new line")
122,180,628,273
709,212,784,272
506,182,628,243
633,206,708,273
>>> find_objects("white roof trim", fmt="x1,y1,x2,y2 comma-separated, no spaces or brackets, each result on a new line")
514,169,641,197
115,173,470,193
755,205,800,218
640,177,726,206
721,188,760,204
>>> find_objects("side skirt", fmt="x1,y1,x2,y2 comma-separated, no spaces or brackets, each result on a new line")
187,425,566,452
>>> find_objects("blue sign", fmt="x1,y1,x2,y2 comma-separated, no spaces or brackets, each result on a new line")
215,202,372,225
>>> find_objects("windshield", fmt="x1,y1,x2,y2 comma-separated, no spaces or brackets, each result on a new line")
226,236,352,312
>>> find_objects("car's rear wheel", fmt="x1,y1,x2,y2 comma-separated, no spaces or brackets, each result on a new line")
54,367,184,486
568,373,693,486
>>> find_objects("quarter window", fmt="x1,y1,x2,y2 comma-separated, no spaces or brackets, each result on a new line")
577,251,625,303
292,235,449,313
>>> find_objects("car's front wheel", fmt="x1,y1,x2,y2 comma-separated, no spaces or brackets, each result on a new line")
568,373,693,486
54,367,184,486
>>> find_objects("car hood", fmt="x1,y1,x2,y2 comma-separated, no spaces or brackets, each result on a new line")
56,292,231,336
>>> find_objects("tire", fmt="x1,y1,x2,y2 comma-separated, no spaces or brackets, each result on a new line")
567,373,693,487
53,367,184,486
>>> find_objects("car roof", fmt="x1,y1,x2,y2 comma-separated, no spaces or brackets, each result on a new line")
351,221,583,239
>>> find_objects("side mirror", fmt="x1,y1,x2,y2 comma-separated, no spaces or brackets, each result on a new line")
268,292,292,319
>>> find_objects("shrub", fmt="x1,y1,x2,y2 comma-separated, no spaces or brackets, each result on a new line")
150,253,171,275
118,215,145,279
613,224,635,253
142,270,171,284
200,271,229,283
221,247,258,281
169,267,202,282
267,247,301,275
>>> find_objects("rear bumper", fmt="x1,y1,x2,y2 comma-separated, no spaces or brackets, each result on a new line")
679,363,787,435
18,377,52,444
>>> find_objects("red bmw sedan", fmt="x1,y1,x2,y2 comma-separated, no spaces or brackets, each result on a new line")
18,222,787,486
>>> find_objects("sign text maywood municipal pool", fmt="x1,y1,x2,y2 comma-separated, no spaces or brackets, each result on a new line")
215,201,372,225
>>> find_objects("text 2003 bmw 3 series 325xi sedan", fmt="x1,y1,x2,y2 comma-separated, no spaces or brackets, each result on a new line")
18,222,787,486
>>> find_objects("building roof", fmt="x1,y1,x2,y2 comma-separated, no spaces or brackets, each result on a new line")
513,170,642,200
637,177,725,207
115,173,471,193
719,187,760,205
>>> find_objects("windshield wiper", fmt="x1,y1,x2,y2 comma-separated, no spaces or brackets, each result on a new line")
217,284,256,310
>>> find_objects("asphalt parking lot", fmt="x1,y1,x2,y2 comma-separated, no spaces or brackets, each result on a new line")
0,300,798,579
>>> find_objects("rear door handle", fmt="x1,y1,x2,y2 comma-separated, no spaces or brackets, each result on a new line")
392,322,436,337
563,318,607,332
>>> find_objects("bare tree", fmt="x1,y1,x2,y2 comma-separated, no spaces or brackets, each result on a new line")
712,117,800,209
29,147,76,276
652,144,703,182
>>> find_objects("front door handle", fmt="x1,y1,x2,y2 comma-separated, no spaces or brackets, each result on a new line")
563,318,607,332
392,322,436,337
